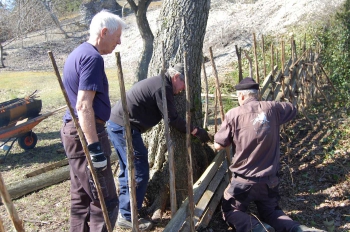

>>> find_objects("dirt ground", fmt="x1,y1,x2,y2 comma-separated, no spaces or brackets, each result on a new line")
1,0,350,231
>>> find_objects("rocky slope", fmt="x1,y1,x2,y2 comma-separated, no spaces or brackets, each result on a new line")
1,0,345,81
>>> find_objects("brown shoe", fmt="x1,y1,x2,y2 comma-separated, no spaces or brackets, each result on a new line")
117,214,153,231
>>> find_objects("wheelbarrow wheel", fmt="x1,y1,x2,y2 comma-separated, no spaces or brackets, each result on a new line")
18,132,38,150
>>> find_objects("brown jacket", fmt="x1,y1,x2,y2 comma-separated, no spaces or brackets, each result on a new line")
214,97,296,178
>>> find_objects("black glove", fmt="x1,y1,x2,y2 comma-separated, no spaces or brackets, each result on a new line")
88,142,107,171
194,127,211,143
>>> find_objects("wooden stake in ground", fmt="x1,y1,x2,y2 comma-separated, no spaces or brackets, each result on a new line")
271,43,275,99
209,47,232,178
253,32,260,84
243,50,253,79
202,60,209,129
262,35,266,78
184,52,195,232
235,45,243,82
160,42,177,217
115,52,139,232
281,40,286,97
0,172,24,232
48,51,112,232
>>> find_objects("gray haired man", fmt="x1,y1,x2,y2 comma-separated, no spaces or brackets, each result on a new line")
214,77,325,232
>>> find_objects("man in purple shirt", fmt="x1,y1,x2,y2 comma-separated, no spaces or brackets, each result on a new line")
214,77,325,232
60,10,125,232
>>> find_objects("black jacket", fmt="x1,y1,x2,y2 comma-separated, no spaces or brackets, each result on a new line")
109,73,188,133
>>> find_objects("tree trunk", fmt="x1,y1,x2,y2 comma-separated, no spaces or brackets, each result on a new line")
40,1,69,38
142,0,214,220
127,0,154,82
80,0,122,26
0,45,4,68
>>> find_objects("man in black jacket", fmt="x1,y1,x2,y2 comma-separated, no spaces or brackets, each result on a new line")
107,63,210,231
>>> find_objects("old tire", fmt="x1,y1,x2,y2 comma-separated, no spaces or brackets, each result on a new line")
18,132,38,150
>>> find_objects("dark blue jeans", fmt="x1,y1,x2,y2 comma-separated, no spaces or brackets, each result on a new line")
106,121,149,221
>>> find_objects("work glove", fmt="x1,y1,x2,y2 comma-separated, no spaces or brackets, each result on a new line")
194,127,212,143
88,141,107,171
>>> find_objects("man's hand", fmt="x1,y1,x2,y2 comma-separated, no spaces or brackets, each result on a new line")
194,127,212,143
88,141,107,170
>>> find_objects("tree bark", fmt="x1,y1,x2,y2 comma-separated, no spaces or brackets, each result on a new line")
0,45,4,68
127,0,154,82
40,1,69,38
142,0,214,220
80,0,122,26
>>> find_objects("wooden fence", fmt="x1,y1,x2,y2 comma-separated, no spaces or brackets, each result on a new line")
165,36,335,231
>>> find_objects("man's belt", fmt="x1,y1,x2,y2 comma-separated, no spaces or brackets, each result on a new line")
233,172,272,183
66,118,106,125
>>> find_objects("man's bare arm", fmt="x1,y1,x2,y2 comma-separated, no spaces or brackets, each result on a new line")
76,90,98,144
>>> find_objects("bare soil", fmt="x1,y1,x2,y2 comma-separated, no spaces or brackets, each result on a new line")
1,0,350,231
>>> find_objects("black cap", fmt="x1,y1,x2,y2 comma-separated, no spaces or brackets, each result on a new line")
235,77,259,90
173,63,185,76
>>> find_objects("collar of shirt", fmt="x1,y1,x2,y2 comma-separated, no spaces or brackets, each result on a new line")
242,96,258,105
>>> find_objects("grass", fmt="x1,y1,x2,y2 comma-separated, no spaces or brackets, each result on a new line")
0,68,134,231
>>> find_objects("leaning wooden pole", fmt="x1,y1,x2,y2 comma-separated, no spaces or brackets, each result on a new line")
161,42,177,216
209,47,231,178
318,63,336,92
0,172,24,232
202,60,209,129
48,51,112,232
184,52,195,232
115,52,139,232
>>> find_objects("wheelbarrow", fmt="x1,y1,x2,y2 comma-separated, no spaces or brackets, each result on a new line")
0,96,66,161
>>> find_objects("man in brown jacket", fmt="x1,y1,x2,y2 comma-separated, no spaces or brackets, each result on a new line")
214,77,325,232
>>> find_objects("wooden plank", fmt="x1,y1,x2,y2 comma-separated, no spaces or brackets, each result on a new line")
163,150,226,232
260,70,273,97
179,159,228,231
196,173,230,229
273,70,283,100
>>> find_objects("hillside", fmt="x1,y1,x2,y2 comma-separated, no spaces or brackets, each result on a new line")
0,0,344,80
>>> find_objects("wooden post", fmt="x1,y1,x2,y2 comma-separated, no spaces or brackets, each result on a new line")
281,40,285,72
115,52,139,232
243,50,253,79
253,33,259,84
0,172,25,232
281,40,286,97
0,44,4,68
235,45,243,82
209,47,231,178
271,44,275,100
214,90,218,133
209,47,224,131
262,35,266,78
202,60,209,129
161,42,177,216
48,51,112,232
291,36,295,62
184,52,195,232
